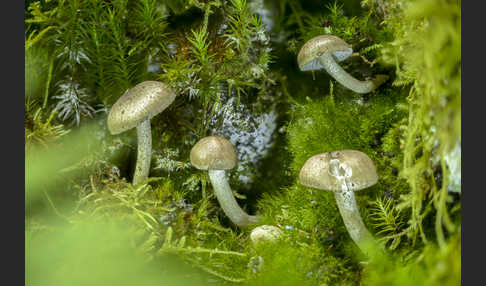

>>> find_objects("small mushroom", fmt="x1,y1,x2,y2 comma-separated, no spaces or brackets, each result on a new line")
299,150,378,254
107,81,176,185
250,225,283,244
190,136,258,227
297,35,388,94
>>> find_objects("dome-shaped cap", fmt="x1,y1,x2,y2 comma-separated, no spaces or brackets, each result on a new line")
297,35,353,71
190,136,237,170
107,81,176,135
299,150,378,192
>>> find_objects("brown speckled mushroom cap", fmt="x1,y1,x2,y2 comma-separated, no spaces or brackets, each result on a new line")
107,81,176,135
297,35,353,71
190,136,237,170
299,150,378,192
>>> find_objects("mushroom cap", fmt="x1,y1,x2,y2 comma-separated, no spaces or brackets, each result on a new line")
190,136,237,170
297,35,353,71
299,150,378,192
107,81,176,135
250,225,283,244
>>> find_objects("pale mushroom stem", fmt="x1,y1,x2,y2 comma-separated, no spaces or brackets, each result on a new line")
133,119,152,186
208,170,259,227
333,178,376,255
319,52,388,94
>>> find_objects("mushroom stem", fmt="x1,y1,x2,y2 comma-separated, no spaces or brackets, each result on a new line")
133,119,152,186
333,183,374,252
329,158,376,254
319,52,388,94
208,170,259,227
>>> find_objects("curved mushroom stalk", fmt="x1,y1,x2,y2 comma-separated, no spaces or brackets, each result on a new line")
333,182,374,249
319,53,389,94
329,158,376,254
190,136,259,228
297,35,388,94
133,119,152,186
209,170,259,227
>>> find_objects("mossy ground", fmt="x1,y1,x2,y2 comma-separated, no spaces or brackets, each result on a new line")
26,0,460,285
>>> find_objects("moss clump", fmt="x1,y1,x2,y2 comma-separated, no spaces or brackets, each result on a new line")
244,230,359,286
26,0,460,285
362,232,461,286
284,84,408,203
372,0,461,247
253,82,409,283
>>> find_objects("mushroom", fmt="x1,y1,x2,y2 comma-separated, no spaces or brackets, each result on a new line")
299,150,378,254
190,136,259,227
297,35,388,94
107,81,176,185
250,225,283,244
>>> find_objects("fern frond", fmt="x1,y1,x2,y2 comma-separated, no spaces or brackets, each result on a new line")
369,196,406,249
25,108,70,151
361,43,383,54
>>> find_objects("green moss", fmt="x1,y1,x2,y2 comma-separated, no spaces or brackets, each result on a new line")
376,0,461,247
26,0,461,285
285,83,407,191
362,232,461,286
244,231,359,285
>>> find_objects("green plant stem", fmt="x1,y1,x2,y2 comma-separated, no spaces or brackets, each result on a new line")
161,246,246,257
288,0,305,32
42,189,72,223
186,257,245,283
42,54,54,108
